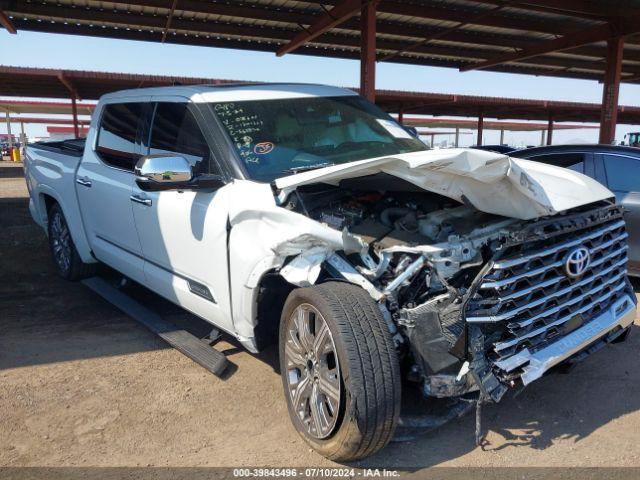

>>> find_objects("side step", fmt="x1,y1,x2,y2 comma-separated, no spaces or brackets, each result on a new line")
82,277,228,377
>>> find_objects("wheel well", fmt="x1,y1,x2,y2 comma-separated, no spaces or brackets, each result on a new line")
42,194,57,216
254,272,296,350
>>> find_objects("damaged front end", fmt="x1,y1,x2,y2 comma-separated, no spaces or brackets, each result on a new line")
276,176,635,424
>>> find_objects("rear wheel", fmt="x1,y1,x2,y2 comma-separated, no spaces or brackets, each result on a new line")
279,282,401,461
47,203,96,280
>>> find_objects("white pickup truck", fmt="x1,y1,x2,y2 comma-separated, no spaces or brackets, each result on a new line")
24,84,636,461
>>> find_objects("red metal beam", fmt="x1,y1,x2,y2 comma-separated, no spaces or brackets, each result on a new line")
161,0,179,43
477,109,484,146
71,97,79,139
360,0,377,102
277,0,364,56
461,16,640,72
470,0,638,19
547,115,553,145
599,37,624,144
0,9,16,33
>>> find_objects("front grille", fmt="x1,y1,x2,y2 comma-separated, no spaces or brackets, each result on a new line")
465,203,629,373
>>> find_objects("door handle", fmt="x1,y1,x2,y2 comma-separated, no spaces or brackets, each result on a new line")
76,177,92,187
130,194,152,206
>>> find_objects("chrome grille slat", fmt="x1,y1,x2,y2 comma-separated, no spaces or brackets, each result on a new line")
492,219,625,270
467,257,628,322
492,244,628,302
464,208,630,379
494,280,628,352
481,232,629,289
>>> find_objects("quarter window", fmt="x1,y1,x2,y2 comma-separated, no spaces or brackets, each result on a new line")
96,103,144,171
603,154,640,192
148,102,213,175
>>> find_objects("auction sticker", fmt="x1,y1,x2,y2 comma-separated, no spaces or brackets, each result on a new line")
254,142,275,154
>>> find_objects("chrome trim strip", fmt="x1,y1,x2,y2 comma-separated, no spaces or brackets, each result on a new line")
481,234,629,289
493,245,628,301
493,295,635,385
494,280,628,352
467,259,628,323
493,220,626,270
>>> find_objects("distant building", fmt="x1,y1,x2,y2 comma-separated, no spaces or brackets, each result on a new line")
46,126,89,141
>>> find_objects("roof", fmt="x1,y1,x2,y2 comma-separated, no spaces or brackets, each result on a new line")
401,117,599,131
102,83,356,102
511,144,640,156
2,1,640,84
0,99,95,115
2,66,640,125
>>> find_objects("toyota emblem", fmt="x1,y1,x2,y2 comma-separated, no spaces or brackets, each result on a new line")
564,246,591,278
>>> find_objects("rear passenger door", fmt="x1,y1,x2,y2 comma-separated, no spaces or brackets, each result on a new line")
130,99,234,333
76,99,150,283
598,153,640,274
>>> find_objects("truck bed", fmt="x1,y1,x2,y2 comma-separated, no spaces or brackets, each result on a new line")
31,138,86,157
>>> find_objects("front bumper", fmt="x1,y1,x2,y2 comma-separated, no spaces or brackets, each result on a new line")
493,294,636,385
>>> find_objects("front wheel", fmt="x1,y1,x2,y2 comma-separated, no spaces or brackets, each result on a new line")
279,282,401,461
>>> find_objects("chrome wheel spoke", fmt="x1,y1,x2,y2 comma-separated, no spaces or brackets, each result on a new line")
284,303,341,440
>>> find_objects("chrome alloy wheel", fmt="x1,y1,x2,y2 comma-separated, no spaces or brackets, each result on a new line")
50,211,71,273
284,303,341,439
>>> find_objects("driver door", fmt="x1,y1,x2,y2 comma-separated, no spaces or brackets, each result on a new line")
131,99,234,333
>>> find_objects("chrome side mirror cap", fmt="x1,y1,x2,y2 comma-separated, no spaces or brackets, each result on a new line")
134,154,193,191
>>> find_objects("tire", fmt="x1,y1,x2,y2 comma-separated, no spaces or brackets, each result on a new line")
279,281,401,462
47,203,96,281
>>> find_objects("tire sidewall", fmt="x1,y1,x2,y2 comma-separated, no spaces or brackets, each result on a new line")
47,204,72,279
279,285,369,459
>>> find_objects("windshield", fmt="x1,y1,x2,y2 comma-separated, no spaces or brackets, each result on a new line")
209,95,427,182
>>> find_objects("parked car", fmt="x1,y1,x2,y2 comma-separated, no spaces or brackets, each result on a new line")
511,144,640,276
23,85,636,461
471,144,516,154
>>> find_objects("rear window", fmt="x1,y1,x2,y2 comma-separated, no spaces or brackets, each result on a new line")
96,103,144,171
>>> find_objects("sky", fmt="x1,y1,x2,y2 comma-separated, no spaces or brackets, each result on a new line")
2,30,640,146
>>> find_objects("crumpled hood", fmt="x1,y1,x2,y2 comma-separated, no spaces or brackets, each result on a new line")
274,148,613,220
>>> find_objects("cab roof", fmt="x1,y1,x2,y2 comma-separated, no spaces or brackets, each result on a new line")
100,83,358,103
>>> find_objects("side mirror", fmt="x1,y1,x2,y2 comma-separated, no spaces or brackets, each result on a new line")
135,154,193,191
135,154,227,192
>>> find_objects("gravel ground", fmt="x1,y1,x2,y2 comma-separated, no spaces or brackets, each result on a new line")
1,160,640,471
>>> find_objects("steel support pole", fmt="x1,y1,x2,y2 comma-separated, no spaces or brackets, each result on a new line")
540,130,546,146
477,110,484,146
547,116,554,145
599,37,624,144
71,95,79,139
430,133,435,148
397,105,404,124
499,128,504,145
360,0,377,103
455,127,460,147
5,111,13,154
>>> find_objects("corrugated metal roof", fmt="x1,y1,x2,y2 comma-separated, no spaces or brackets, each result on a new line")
2,1,640,84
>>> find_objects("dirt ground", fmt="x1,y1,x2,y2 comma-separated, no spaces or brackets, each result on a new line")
2,160,640,470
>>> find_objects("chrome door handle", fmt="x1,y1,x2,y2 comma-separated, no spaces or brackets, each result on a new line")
76,177,92,187
130,194,152,206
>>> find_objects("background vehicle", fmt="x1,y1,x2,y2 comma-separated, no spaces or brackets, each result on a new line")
23,86,636,461
470,144,516,154
511,144,640,276
623,132,640,147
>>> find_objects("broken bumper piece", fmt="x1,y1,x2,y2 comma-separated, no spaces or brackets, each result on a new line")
494,294,636,385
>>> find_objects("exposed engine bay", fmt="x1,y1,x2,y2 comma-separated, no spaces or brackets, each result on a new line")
280,174,635,409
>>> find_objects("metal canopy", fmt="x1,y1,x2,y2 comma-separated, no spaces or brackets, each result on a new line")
1,66,640,126
401,118,600,131
2,0,640,84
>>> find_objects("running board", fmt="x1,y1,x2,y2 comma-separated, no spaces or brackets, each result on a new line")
82,277,228,377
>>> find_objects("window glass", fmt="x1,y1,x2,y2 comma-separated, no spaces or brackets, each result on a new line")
527,153,584,173
603,154,640,192
96,103,144,171
148,102,212,175
209,95,427,183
